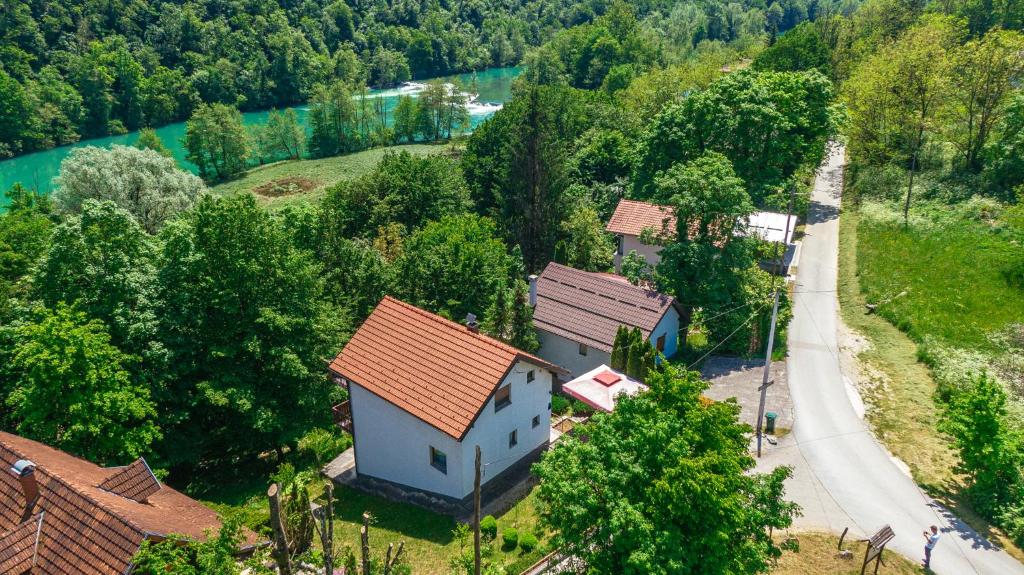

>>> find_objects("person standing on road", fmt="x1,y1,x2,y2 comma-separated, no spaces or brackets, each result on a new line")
923,525,940,569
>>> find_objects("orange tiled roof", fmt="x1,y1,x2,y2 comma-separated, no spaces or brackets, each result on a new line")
329,296,567,440
606,199,677,237
533,263,678,353
0,432,254,575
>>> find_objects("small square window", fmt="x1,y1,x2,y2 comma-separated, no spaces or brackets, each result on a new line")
430,446,447,474
656,334,666,352
508,429,518,448
578,343,588,356
532,415,540,428
526,370,535,383
494,385,511,412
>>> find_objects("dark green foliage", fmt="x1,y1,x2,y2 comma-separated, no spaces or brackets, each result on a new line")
986,92,1024,198
519,531,538,552
319,151,471,240
480,515,498,540
502,527,519,549
533,364,799,574
753,23,832,74
32,200,160,357
395,214,516,322
308,80,359,158
0,185,53,308
483,278,512,342
508,279,540,352
633,70,838,200
132,516,245,575
155,195,344,469
551,394,571,416
652,153,757,340
184,103,251,181
3,304,160,465
940,373,1023,519
462,82,592,271
610,326,628,371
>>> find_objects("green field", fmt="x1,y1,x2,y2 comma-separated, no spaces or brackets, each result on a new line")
854,204,1024,351
211,143,455,209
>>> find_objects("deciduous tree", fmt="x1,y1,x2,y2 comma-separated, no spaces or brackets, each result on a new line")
184,103,251,181
534,364,799,575
54,145,205,233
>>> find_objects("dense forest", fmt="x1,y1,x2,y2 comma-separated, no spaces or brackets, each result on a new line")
7,0,1024,570
0,0,844,158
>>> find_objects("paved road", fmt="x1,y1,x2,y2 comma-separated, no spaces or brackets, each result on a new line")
764,145,1024,575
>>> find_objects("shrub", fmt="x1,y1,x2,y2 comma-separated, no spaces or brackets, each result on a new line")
519,532,538,552
480,515,497,540
550,395,570,416
502,527,519,550
297,427,352,465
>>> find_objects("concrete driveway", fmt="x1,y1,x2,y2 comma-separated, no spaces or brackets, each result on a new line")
759,144,1024,575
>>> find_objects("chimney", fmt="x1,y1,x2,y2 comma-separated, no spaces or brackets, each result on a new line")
465,312,480,333
10,460,40,520
528,275,538,307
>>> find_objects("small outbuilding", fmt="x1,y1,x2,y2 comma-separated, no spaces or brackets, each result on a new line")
328,296,567,503
562,365,647,413
531,262,681,377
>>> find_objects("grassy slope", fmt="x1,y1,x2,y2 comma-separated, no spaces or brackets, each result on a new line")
838,207,1024,562
773,532,921,574
211,143,454,209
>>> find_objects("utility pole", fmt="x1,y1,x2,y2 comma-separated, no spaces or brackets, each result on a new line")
756,184,796,458
474,445,482,575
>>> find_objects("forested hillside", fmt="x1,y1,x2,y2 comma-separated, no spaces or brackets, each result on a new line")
0,0,841,158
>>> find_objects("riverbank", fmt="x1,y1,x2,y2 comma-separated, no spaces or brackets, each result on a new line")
0,67,520,202
211,142,457,208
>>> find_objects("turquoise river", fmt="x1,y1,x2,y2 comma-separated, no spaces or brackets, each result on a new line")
0,66,521,202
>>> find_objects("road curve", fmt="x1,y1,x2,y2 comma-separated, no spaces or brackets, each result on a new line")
779,145,1024,575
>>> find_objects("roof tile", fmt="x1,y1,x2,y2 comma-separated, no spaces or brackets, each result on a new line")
533,263,677,352
606,199,677,237
329,297,566,440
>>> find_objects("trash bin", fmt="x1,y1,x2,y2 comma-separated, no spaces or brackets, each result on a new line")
765,412,778,434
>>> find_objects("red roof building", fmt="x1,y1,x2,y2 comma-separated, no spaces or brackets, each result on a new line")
0,432,254,575
329,297,567,502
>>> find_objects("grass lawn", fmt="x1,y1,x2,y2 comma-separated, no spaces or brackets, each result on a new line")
854,209,1024,352
187,452,548,575
838,207,1024,563
772,532,921,574
211,143,455,209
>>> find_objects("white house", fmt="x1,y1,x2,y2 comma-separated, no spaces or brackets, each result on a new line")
606,198,799,275
328,296,567,502
531,262,682,377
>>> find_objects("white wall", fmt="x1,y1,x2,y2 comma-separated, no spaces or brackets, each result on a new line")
613,234,664,273
649,308,680,360
459,360,554,497
349,359,555,500
349,382,466,499
537,329,611,378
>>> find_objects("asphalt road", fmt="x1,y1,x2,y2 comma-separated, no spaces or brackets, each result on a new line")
774,144,1024,575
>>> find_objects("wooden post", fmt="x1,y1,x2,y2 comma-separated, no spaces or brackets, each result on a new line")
361,512,371,575
319,481,335,575
860,541,871,575
838,527,849,550
384,543,393,575
268,484,293,575
474,445,482,575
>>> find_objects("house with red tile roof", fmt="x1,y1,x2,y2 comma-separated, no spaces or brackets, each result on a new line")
606,199,677,271
530,262,682,377
328,296,568,502
606,198,800,275
0,432,256,575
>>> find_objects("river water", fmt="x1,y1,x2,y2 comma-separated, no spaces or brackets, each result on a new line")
0,66,521,201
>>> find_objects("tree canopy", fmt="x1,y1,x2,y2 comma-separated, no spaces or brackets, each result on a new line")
534,364,799,575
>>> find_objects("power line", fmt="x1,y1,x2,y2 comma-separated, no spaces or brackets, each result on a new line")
686,303,771,370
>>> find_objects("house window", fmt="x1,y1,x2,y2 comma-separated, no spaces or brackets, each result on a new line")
526,370,535,383
508,429,518,448
494,385,511,412
532,415,541,428
656,334,666,352
615,235,624,255
430,446,447,474
578,343,588,356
